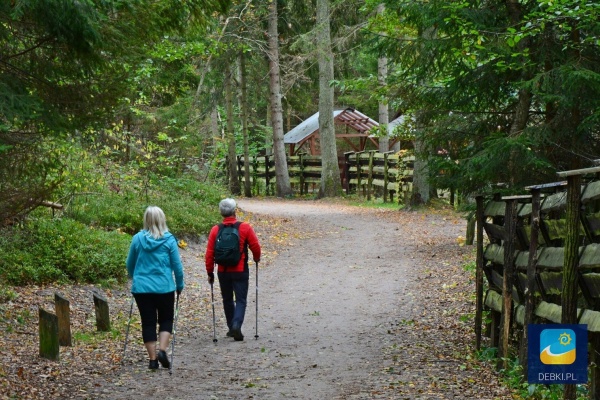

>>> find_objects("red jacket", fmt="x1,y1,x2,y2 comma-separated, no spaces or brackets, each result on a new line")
205,216,261,274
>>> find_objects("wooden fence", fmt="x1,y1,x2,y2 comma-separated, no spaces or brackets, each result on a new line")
475,166,600,397
236,151,414,202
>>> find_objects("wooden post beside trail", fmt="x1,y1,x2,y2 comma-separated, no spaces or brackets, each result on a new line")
475,195,484,350
498,197,518,371
465,213,476,245
54,293,72,346
39,308,59,361
93,293,111,332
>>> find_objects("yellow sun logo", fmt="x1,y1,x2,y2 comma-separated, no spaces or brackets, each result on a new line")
558,332,572,346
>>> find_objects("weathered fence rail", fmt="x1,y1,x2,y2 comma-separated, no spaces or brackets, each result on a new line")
236,151,414,202
475,166,600,397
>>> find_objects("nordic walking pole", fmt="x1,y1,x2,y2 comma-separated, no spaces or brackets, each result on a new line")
211,283,218,343
169,292,180,376
255,260,259,340
121,296,135,365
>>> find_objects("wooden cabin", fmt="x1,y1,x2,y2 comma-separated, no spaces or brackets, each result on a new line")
283,108,379,156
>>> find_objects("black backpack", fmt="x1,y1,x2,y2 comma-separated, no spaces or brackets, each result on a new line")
214,222,242,267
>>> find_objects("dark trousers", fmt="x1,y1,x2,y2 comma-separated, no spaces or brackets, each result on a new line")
217,273,249,331
133,292,175,343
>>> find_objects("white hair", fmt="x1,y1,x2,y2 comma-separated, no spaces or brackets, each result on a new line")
219,198,237,217
143,206,169,239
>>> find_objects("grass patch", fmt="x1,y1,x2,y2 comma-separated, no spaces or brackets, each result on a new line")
337,194,404,210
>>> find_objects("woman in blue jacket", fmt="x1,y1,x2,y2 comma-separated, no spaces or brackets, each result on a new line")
126,206,184,370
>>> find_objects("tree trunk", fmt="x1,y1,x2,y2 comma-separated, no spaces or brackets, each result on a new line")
377,4,389,153
411,25,435,206
561,22,583,400
238,51,251,197
203,78,221,183
378,55,389,153
317,0,341,198
265,99,273,156
268,0,292,197
506,0,532,186
411,133,430,205
225,64,240,195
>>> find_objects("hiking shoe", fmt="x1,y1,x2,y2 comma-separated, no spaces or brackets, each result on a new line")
157,350,170,369
148,359,159,370
226,330,234,337
231,327,244,341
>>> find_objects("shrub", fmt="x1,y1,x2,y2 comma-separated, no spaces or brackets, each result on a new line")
0,218,130,285
0,177,227,286
64,177,224,237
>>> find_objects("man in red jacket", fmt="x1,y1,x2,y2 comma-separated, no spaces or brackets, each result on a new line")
205,198,261,341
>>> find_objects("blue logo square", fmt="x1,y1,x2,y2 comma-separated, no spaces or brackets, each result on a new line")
540,329,576,365
528,324,587,384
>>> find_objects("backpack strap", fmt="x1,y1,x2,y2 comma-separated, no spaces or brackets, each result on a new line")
235,221,250,271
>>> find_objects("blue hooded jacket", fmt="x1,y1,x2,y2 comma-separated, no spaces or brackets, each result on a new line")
126,230,184,294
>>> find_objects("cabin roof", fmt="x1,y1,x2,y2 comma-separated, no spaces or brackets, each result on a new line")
283,107,378,145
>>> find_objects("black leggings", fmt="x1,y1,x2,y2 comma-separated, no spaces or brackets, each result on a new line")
133,292,175,343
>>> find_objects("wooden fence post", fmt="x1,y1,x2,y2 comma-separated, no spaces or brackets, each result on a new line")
475,195,484,350
344,152,352,195
299,153,305,195
93,293,111,332
264,155,271,196
498,197,517,371
520,188,541,374
251,156,258,195
367,151,374,201
39,308,59,360
355,151,363,196
54,293,72,346
383,152,390,203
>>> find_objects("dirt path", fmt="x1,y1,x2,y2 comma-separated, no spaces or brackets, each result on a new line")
86,198,512,399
